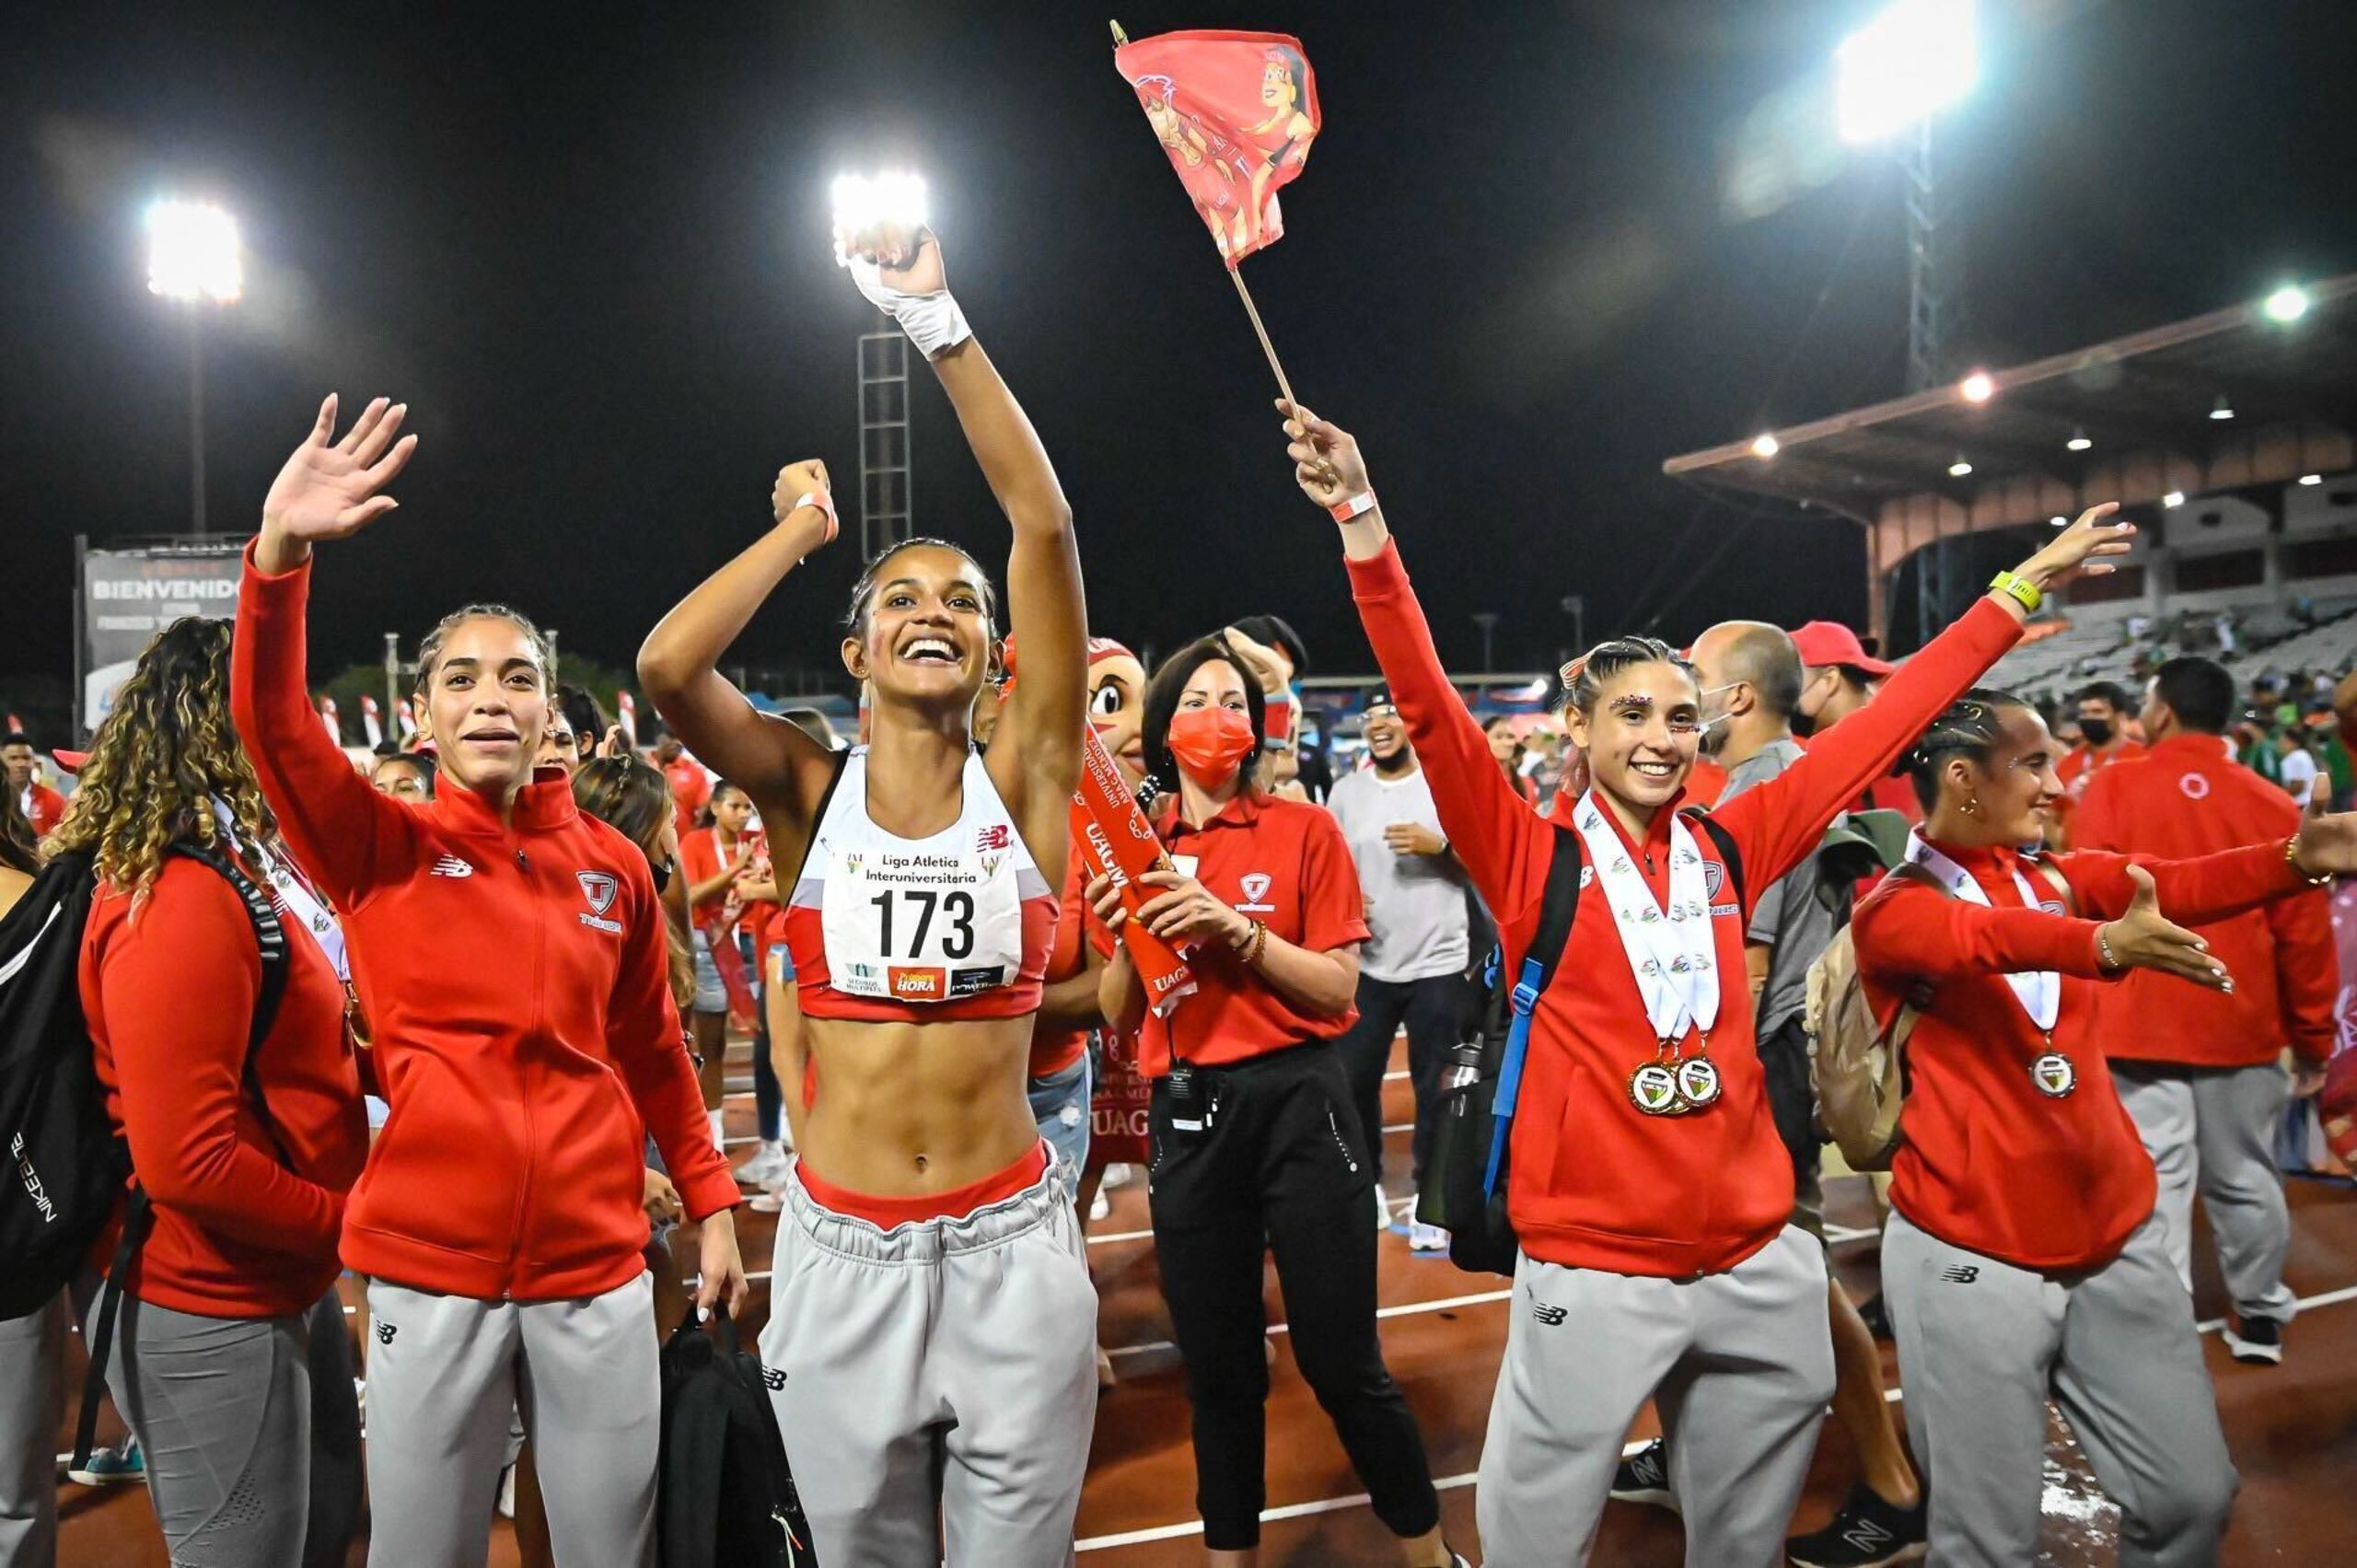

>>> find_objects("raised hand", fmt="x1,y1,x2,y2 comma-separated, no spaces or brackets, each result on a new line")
259,396,418,572
2014,503,2136,591
838,222,946,296
2099,865,2234,992
1276,400,1362,508
770,459,837,551
1220,625,1291,697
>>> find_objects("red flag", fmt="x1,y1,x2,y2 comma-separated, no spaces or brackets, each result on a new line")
617,691,638,746
1114,29,1320,267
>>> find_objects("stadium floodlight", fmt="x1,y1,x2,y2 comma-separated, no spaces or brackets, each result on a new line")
2262,285,2310,323
2297,473,2323,486
2163,491,2186,508
1835,0,1979,146
2209,395,2235,421
1750,433,1781,459
830,172,928,254
2066,429,2092,452
1958,369,1994,403
145,200,242,303
1946,456,1973,478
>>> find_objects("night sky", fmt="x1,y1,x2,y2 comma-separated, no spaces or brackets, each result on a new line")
6,0,2354,714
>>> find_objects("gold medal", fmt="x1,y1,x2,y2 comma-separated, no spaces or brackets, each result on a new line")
1674,1055,1722,1109
2029,1051,2077,1098
1628,1061,1686,1116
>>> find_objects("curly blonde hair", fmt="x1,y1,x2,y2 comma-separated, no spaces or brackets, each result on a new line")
44,616,277,904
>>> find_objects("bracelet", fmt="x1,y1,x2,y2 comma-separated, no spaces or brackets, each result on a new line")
1233,919,1268,964
1987,570,2043,614
2286,833,2331,887
1328,492,1377,523
793,490,838,538
2096,925,2120,972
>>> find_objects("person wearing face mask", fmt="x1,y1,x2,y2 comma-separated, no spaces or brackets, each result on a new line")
1279,397,2135,1566
1788,622,1922,825
1851,691,2357,1566
1326,691,1471,1249
1091,636,1462,1568
230,395,745,1566
2070,656,2336,1367
2050,680,2144,846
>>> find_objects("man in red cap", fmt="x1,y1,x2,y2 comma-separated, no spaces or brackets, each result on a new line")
1786,622,1921,822
1,732,68,838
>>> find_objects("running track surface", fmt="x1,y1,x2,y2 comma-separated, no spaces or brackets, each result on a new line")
53,1033,2357,1564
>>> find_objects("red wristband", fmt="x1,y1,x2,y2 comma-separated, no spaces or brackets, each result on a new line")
1328,492,1376,523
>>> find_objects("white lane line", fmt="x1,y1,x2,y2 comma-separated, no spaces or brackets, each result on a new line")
1082,1278,2357,1550
1383,1069,1409,1082
1823,1222,1877,1245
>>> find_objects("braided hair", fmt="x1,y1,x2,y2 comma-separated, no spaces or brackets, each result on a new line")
1904,688,2031,812
1559,635,1698,717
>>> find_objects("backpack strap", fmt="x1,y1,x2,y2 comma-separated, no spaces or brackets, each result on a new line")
1482,824,1585,1198
1682,807,1748,910
72,841,296,1473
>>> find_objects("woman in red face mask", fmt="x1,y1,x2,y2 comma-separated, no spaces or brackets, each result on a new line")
1092,634,1463,1568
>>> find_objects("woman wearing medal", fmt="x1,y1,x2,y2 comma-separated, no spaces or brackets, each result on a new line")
1849,691,2357,1567
1275,401,2134,1566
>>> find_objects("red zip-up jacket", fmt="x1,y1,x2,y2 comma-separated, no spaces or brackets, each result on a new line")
1852,839,2305,1271
2071,733,2336,1068
84,857,368,1318
231,547,737,1301
1350,540,2021,1276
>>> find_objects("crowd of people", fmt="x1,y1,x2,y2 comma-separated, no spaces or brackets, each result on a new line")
3,210,2355,1568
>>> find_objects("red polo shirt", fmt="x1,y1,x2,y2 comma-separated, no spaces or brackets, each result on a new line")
666,757,712,842
2071,733,2336,1067
1133,791,1368,1078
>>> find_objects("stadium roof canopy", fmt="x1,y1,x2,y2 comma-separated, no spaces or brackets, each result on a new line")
1661,273,2357,637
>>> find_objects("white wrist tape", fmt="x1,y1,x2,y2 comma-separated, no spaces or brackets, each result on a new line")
795,490,838,539
843,257,972,360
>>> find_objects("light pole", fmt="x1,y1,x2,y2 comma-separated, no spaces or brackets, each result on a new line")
834,173,928,558
1836,0,1978,390
145,200,242,536
1472,612,1501,672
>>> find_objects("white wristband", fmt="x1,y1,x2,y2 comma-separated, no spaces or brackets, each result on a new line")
842,256,972,360
1328,492,1376,523
794,490,838,539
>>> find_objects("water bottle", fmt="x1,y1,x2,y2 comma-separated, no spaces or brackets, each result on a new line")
1442,1040,1484,1093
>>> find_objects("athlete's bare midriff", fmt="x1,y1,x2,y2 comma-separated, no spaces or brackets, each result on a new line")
786,1003,1043,1195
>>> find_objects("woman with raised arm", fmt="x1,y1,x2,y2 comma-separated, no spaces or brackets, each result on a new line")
1850,692,2357,1566
229,398,744,1567
637,219,1095,1563
1276,400,2134,1567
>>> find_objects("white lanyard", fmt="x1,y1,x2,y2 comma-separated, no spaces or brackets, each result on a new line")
211,799,349,983
1573,792,1721,1044
1905,832,2057,1032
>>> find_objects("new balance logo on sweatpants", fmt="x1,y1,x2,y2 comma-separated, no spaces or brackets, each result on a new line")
1940,1264,1979,1283
1532,1301,1568,1326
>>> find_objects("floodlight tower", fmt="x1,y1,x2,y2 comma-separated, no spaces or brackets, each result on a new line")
145,200,243,537
833,173,928,557
1837,0,1979,391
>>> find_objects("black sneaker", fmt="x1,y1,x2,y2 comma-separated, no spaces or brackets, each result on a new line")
1855,1292,1894,1342
1609,1438,1678,1512
2223,1314,2284,1365
1786,1482,1927,1567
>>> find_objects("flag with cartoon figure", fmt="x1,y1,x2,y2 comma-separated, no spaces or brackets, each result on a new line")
1113,27,1320,267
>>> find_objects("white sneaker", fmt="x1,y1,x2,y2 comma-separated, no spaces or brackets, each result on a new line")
733,1142,786,1187
1410,1220,1450,1252
1102,1163,1134,1191
749,1191,786,1214
1087,1188,1112,1223
498,1463,516,1519
1373,1183,1392,1232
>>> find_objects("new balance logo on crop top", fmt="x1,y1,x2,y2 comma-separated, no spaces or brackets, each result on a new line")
430,854,473,878
782,747,1057,1022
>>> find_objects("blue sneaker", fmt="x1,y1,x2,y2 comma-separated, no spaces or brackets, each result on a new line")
68,1434,144,1487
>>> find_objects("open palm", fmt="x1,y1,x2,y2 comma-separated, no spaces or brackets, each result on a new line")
262,394,418,543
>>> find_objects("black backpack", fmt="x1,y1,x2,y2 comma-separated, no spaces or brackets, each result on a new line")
0,842,291,1468
1419,809,1746,1276
657,1307,818,1568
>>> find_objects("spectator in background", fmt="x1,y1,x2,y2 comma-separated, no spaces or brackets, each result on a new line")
2074,657,2337,1366
1788,621,1922,823
368,749,436,803
555,683,609,769
2,732,66,839
1231,612,1332,799
2274,726,2320,806
1327,691,1471,1249
2051,680,2144,847
654,732,711,842
1483,714,1539,807
0,771,36,868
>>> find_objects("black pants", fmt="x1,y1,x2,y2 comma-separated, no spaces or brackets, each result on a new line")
1333,971,1466,1190
1148,1043,1441,1551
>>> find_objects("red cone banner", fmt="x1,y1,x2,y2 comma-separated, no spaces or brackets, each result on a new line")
1115,29,1321,267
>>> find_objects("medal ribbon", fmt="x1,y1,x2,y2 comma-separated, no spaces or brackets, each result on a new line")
210,797,349,983
1573,792,1721,1046
1905,832,2059,1032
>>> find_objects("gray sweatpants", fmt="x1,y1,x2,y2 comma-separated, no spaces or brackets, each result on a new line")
1886,1210,2235,1568
0,1295,64,1568
2113,1060,2298,1321
1477,1225,1834,1568
99,1294,317,1568
366,1273,657,1568
761,1152,1098,1568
